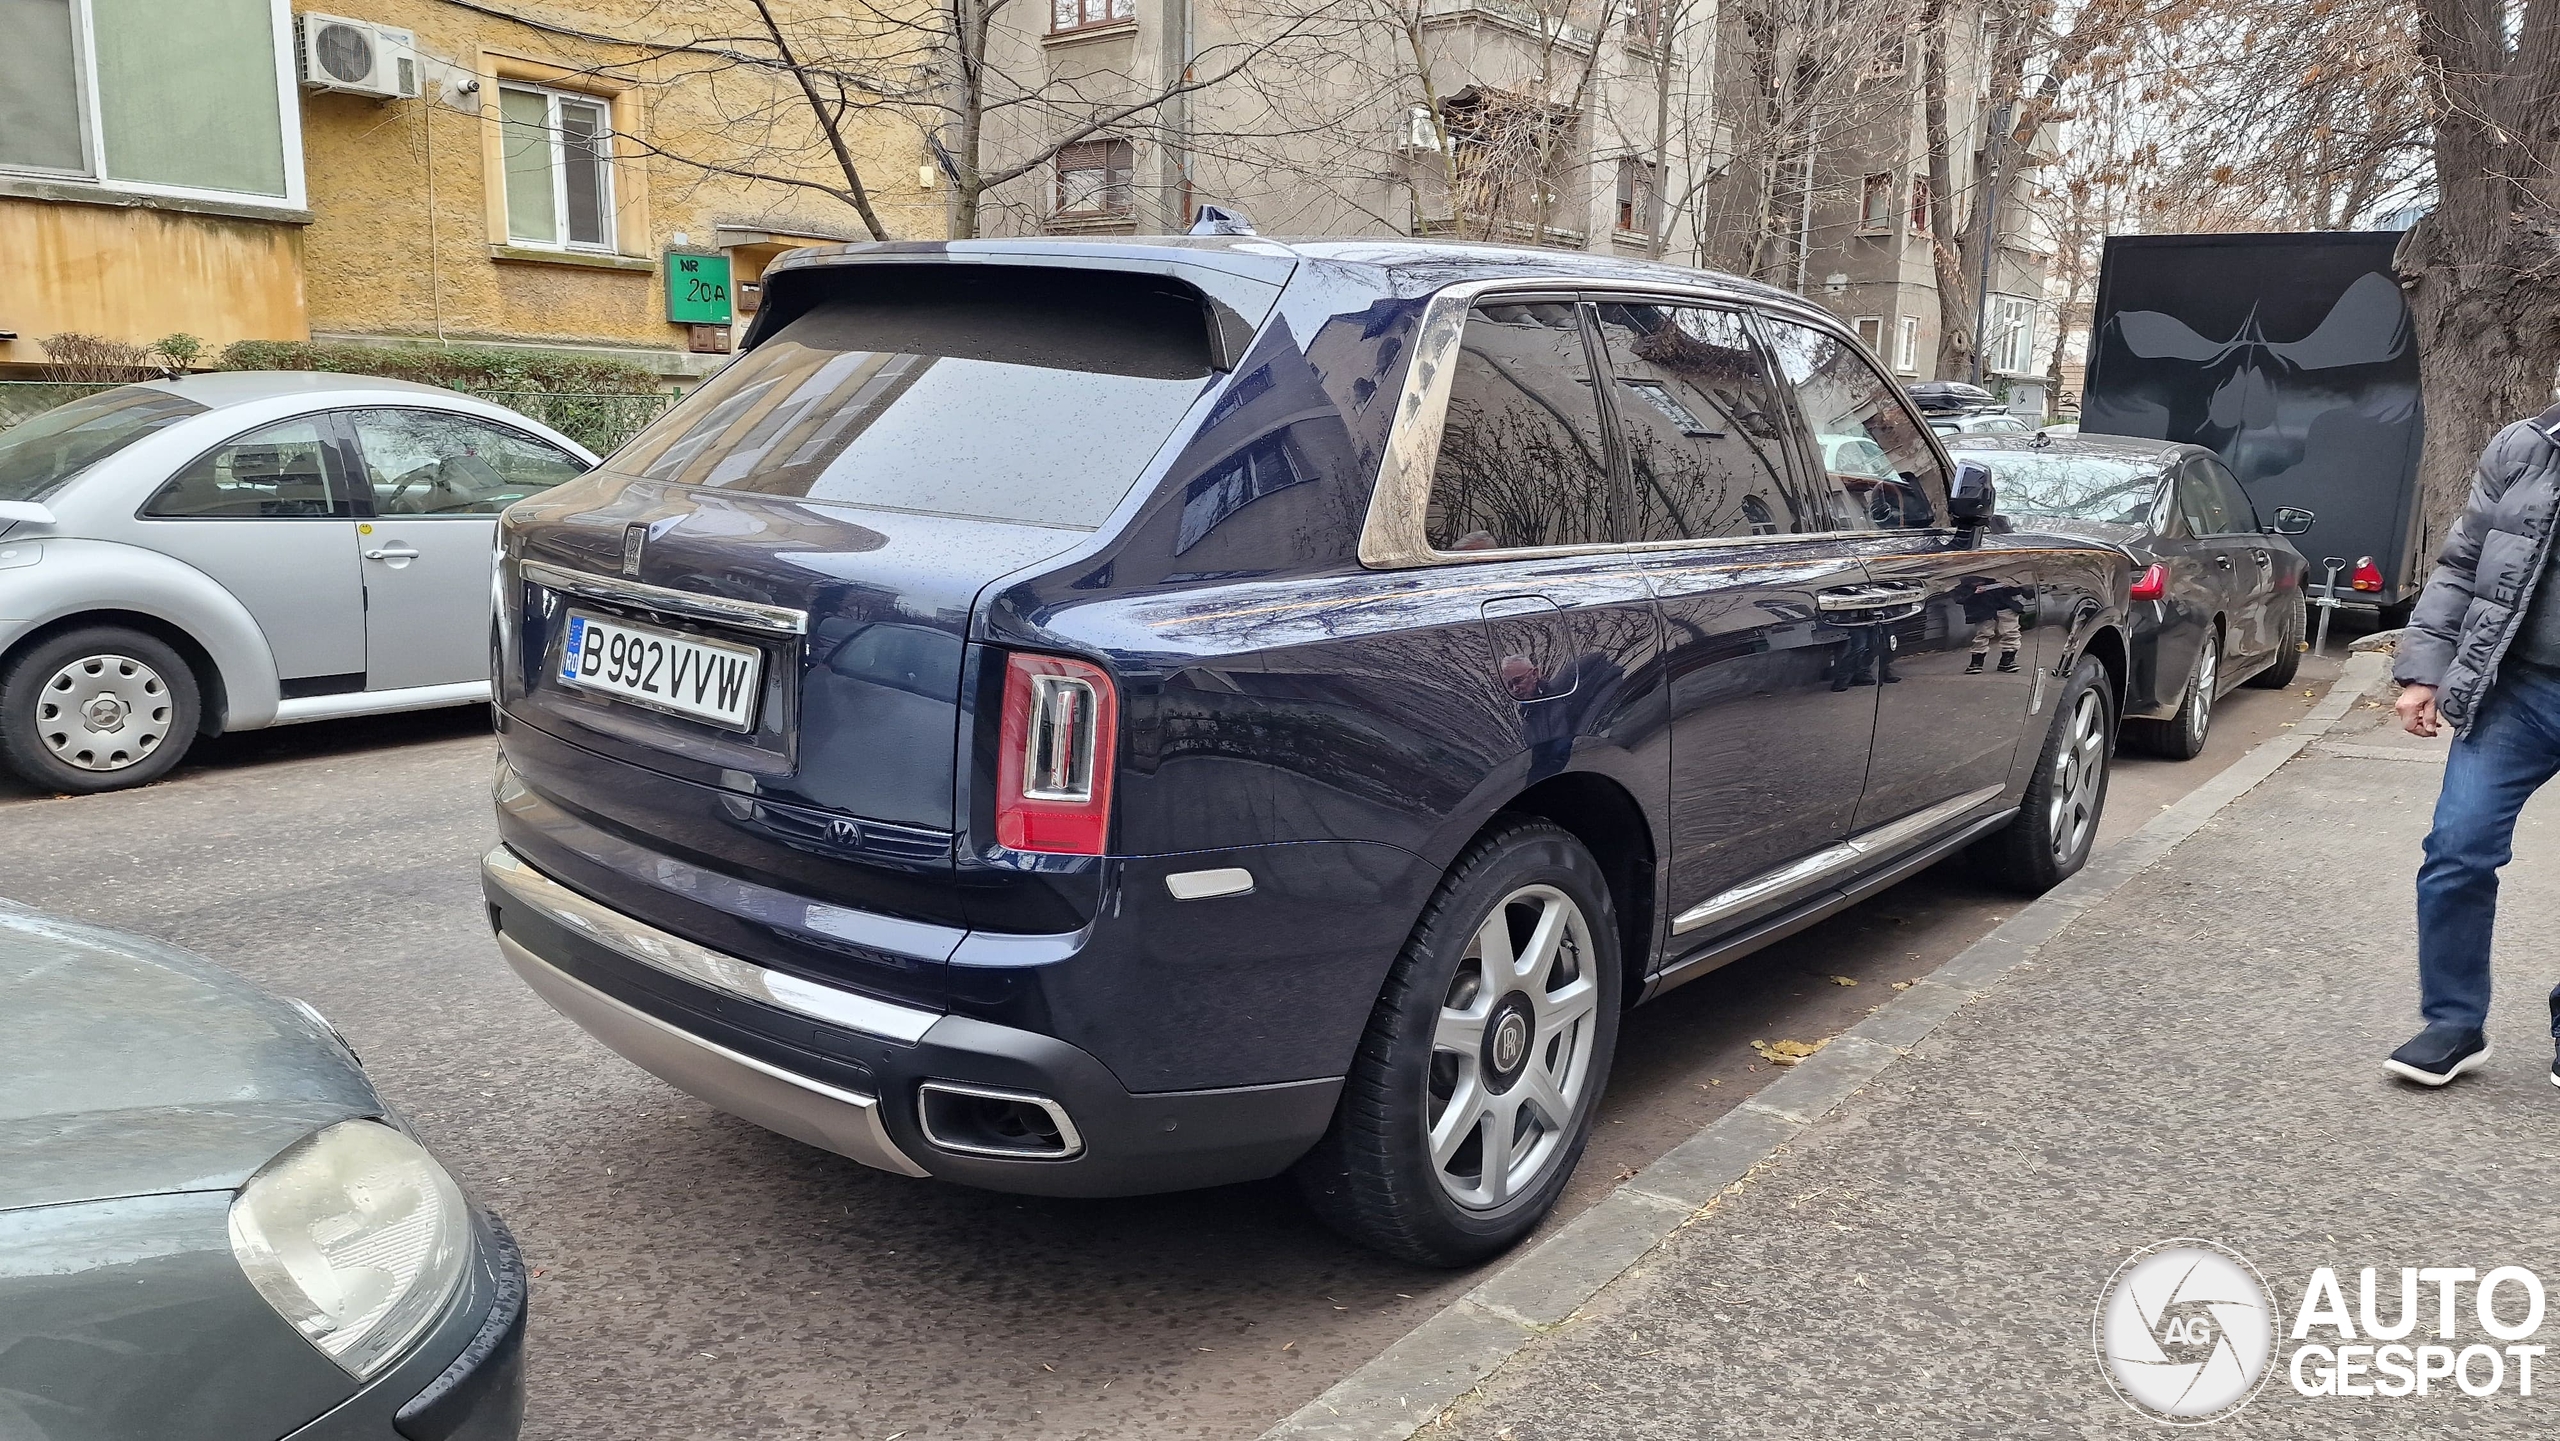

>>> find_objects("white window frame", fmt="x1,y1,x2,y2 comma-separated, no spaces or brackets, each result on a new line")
0,0,305,209
1984,292,2038,376
499,81,618,253
1894,316,1921,374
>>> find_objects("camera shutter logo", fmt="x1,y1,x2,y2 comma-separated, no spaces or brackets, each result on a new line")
2096,1240,2276,1423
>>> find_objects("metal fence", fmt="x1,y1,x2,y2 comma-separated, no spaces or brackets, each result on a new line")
0,380,681,456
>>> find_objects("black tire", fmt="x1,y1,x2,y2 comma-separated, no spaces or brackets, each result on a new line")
2124,628,2216,760
2245,593,2305,689
0,626,201,794
1970,653,2114,895
1295,819,1622,1267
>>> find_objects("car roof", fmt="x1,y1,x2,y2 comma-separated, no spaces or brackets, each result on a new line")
135,370,476,405
1945,432,2189,465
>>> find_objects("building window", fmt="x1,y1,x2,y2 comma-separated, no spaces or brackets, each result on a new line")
1853,316,1883,356
1909,175,1930,235
1055,138,1134,217
1895,316,1921,374
1615,158,1657,234
1052,0,1135,32
1859,173,1893,234
1984,293,2038,375
0,0,298,203
500,83,616,251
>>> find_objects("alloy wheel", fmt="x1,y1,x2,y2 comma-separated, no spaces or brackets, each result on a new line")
2047,688,2107,866
36,653,173,772
1426,884,1601,1210
2186,635,2217,747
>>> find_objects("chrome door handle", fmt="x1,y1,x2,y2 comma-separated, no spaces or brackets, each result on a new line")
1816,581,1927,612
2214,555,2233,569
365,544,420,562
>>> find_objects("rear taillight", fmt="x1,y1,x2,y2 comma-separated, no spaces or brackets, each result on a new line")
2129,563,2168,602
2352,556,2384,593
995,651,1118,855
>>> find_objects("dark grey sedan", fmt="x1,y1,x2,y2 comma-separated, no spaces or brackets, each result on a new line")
1949,434,2314,758
0,902,523,1440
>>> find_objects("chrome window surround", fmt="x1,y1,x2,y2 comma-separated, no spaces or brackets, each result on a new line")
1355,277,1955,570
482,846,938,1043
916,1081,1087,1160
519,558,810,635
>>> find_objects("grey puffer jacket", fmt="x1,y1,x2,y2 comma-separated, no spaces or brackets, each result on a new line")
2396,404,2560,736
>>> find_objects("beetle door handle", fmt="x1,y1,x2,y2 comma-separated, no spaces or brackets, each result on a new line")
365,543,421,565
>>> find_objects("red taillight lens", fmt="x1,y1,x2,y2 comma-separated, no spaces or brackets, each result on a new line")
995,651,1118,855
2352,556,2383,592
2129,563,2168,602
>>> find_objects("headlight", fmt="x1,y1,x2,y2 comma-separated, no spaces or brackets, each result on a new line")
227,1119,470,1378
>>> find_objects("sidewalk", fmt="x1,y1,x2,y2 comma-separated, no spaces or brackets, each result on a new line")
1327,660,2560,1437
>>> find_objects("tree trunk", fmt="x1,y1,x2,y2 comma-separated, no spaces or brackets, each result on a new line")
2395,217,2560,562
1920,5,1970,379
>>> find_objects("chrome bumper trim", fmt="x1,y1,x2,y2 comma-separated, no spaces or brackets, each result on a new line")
481,846,939,1044
498,934,929,1178
1671,784,2008,935
518,559,809,636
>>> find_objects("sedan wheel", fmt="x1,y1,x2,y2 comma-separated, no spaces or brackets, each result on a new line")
1970,652,2114,895
2126,630,2217,761
0,627,202,793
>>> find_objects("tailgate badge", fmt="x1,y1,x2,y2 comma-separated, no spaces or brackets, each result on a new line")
621,523,649,576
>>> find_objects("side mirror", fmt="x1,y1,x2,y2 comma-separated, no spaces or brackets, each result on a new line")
1949,460,1997,525
2268,506,2315,536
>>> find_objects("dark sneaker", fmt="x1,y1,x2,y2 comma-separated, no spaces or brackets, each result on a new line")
2385,1025,2489,1086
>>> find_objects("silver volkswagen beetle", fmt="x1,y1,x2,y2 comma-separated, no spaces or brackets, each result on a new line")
0,899,524,1439
0,374,597,793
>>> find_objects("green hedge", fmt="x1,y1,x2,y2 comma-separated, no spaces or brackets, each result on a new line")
216,340,665,395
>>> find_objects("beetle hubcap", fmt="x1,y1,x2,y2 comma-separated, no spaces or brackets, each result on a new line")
36,654,171,772
1428,884,1600,1211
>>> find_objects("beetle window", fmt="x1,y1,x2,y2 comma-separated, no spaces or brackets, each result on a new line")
1425,302,1614,552
143,420,348,519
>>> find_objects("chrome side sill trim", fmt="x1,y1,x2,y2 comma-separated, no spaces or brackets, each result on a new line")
482,846,939,1043
498,934,929,1178
519,559,810,636
1670,784,2008,935
270,680,490,726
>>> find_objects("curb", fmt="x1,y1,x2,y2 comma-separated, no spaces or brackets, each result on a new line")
1261,650,2395,1441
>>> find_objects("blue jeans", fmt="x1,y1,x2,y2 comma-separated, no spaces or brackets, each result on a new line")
2417,660,2560,1036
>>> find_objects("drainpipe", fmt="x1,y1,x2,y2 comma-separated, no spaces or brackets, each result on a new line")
1173,0,1196,225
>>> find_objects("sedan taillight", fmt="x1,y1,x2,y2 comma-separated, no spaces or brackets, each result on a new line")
995,651,1118,855
2129,563,2168,603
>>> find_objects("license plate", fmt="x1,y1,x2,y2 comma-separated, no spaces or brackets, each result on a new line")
558,611,763,731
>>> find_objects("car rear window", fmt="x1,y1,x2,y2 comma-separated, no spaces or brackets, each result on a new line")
603,266,1219,529
0,386,209,504
1965,450,2162,524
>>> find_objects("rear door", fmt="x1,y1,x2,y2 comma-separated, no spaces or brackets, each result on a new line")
1758,315,2038,833
2173,456,2263,671
1588,298,1874,939
343,408,588,690
2198,453,2277,667
136,415,368,691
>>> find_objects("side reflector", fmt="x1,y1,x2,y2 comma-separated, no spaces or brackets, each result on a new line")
995,651,1118,855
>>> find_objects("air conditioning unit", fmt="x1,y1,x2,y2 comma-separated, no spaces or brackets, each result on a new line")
297,14,419,100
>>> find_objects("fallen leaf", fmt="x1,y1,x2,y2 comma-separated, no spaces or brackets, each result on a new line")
1890,980,1912,990
1282,1341,1296,1350
1828,975,1857,986
1041,1363,1055,1372
1751,1038,1825,1067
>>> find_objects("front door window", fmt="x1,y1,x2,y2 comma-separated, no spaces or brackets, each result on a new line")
1757,317,1948,531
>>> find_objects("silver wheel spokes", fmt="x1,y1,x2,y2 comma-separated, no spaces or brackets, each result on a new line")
2046,689,2106,864
2187,637,2217,743
1428,883,1599,1211
36,654,172,772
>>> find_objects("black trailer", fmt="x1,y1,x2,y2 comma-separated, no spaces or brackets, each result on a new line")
2082,231,2424,613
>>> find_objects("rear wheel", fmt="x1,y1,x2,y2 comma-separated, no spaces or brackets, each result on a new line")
2245,594,2305,689
1971,653,2113,894
1295,819,1621,1266
0,627,201,794
2126,629,2216,760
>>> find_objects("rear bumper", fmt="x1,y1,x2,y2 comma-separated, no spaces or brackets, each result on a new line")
483,846,1341,1197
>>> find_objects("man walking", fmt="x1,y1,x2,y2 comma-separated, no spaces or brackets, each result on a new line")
2388,402,2560,1086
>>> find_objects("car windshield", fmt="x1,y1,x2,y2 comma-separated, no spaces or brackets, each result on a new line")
0,387,208,504
602,266,1217,529
1966,450,2162,524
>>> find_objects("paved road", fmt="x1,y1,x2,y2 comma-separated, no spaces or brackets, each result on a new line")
0,648,2343,1441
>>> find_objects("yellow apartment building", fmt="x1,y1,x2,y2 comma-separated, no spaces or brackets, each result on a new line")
1,0,938,380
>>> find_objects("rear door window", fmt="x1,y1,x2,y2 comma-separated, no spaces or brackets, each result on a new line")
602,266,1218,529
143,419,350,518
1591,301,1805,541
2177,460,2240,535
1425,301,1614,551
2199,456,2259,533
1758,316,1948,531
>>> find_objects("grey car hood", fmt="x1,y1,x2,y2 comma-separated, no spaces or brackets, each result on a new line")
0,904,379,1212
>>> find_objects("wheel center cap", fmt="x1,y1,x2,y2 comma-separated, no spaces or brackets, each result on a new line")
81,693,128,731
1483,993,1535,1091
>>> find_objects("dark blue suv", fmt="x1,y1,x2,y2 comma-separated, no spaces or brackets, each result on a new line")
482,239,2131,1264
